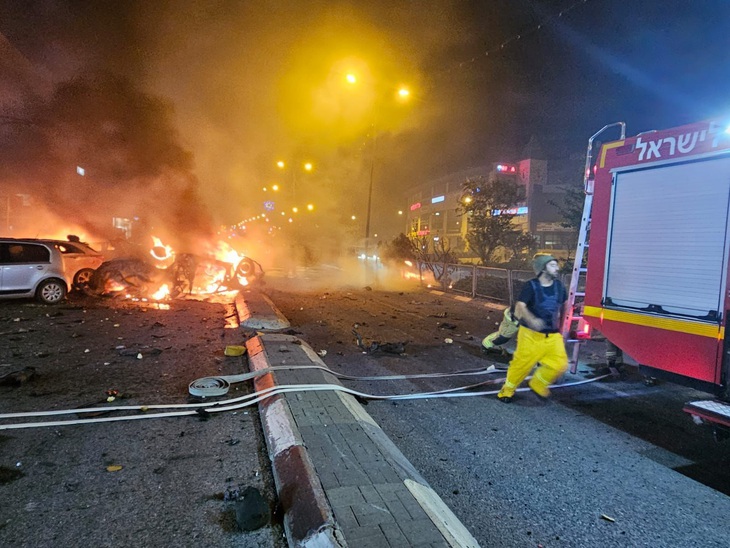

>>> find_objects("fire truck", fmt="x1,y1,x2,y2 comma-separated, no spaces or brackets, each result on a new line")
564,118,730,435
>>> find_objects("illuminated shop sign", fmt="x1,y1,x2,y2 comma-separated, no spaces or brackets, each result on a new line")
431,195,445,204
496,164,516,173
492,206,528,216
410,202,422,211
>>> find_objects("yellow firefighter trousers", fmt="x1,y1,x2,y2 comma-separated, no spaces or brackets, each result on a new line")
497,326,568,398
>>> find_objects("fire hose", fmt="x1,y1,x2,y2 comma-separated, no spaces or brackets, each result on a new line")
187,363,510,397
0,364,609,430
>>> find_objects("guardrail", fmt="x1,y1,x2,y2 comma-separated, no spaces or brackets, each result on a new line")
412,262,570,307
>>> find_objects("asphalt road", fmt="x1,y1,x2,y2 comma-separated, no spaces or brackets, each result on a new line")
0,292,285,548
264,267,730,547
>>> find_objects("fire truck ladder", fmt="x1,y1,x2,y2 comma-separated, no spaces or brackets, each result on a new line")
562,122,626,374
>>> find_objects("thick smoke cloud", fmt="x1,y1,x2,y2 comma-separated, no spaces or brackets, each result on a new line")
2,1,727,268
0,70,213,247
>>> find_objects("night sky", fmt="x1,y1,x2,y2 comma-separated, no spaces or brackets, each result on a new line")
1,0,729,245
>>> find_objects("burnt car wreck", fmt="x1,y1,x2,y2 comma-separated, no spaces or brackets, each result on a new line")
87,253,264,299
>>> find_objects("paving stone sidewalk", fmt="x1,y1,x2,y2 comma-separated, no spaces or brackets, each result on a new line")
238,291,478,547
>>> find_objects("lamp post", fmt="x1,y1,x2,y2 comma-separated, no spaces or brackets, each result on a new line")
351,79,410,259
364,128,377,257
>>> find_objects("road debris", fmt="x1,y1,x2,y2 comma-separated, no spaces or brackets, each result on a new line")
0,367,36,386
232,486,270,531
352,327,407,355
224,345,246,356
600,514,616,522
0,465,24,485
116,346,163,358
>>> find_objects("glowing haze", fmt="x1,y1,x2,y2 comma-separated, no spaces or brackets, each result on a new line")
1,1,727,269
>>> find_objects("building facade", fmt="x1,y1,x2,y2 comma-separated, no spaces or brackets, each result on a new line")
404,158,576,260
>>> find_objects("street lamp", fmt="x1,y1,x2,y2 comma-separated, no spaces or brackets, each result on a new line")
276,159,314,202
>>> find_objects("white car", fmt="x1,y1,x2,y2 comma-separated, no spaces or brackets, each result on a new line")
0,238,103,304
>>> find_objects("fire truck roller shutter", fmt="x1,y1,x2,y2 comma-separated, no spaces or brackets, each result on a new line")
605,156,730,321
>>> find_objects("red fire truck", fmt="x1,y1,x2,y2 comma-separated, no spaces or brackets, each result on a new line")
572,118,730,433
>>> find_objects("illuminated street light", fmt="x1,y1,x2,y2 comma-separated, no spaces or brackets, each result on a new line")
346,73,357,84
398,87,410,99
276,159,314,201
307,204,314,211
292,207,299,213
272,184,279,191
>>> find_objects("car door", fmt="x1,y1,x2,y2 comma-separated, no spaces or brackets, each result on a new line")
0,242,52,294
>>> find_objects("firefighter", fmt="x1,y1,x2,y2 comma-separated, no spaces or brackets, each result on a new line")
497,254,569,403
481,305,519,356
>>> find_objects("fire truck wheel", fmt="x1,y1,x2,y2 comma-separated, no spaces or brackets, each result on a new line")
73,268,96,290
36,279,67,304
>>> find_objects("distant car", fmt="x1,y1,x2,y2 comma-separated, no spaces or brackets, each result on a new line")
0,238,104,304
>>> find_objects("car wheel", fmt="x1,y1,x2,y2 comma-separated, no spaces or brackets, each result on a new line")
73,268,95,290
36,279,67,304
235,257,255,277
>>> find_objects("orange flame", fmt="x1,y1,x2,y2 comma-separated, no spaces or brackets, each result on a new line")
150,236,174,265
151,284,171,301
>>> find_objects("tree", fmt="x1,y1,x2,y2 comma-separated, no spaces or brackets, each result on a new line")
407,235,457,291
548,184,585,262
502,230,538,268
381,233,415,264
458,176,528,265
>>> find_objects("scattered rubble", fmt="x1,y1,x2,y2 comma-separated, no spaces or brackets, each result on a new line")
352,327,407,355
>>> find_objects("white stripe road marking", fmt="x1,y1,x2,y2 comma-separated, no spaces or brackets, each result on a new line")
405,479,480,548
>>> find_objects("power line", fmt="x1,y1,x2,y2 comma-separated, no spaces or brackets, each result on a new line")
446,0,593,74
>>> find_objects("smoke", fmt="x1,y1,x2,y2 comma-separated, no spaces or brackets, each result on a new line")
0,1,604,280
0,70,214,248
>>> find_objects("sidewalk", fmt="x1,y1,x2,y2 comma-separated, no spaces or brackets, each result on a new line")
237,289,480,547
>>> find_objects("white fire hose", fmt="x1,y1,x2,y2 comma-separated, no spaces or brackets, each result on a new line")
0,363,609,430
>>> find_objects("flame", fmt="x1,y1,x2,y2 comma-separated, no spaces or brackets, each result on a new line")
150,236,174,264
106,280,127,292
151,284,170,301
211,241,245,264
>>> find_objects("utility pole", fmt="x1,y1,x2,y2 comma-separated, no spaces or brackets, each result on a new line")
364,126,378,258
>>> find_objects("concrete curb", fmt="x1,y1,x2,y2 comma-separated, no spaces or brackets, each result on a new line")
236,290,291,330
238,290,479,547
239,293,344,546
246,337,344,546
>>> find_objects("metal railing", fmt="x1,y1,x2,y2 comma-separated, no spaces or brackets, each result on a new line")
412,261,572,308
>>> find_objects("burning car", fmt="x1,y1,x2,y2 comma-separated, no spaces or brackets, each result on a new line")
88,251,263,300
167,253,264,297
